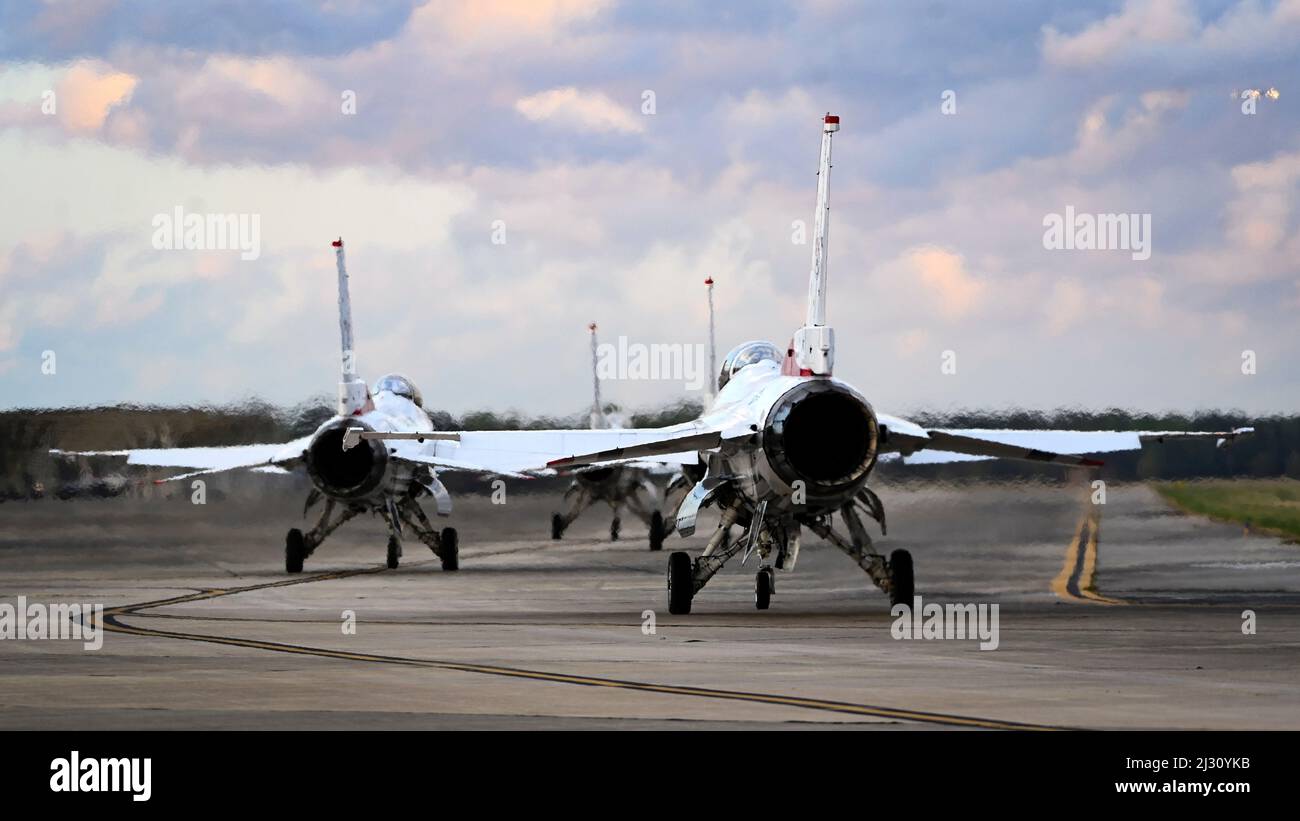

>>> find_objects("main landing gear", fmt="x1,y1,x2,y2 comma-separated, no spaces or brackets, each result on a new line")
284,493,459,573
664,488,914,613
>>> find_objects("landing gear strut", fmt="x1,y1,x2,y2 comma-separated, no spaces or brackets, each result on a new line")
285,498,361,574
394,496,459,571
805,499,914,604
665,507,741,615
284,492,460,573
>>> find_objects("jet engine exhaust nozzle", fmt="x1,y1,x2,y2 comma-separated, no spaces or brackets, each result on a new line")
306,419,390,500
762,381,878,497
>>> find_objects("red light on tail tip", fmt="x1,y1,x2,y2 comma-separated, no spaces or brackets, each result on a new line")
704,277,713,285
332,238,343,247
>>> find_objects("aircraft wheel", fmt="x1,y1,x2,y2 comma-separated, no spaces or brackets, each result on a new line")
610,516,621,542
285,528,306,574
648,511,665,551
755,567,773,610
888,548,914,607
440,527,459,571
667,551,693,615
551,513,564,540
386,535,400,570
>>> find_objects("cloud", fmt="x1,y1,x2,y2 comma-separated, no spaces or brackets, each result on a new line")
1042,0,1197,68
1227,149,1300,251
55,60,136,131
1069,89,1189,170
908,247,984,319
442,0,612,39
1,1,1299,416
1043,0,1300,69
0,1,420,60
515,86,644,134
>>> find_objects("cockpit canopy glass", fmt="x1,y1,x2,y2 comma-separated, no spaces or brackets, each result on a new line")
373,373,423,408
717,340,782,391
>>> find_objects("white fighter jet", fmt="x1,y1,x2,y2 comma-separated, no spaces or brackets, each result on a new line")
53,239,652,574
527,113,1253,614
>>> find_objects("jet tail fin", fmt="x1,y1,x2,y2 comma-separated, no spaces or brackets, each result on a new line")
793,113,839,377
333,238,371,416
705,277,717,399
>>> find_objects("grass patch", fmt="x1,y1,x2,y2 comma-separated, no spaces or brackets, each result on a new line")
1153,478,1300,541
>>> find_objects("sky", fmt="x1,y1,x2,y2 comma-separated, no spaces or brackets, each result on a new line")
0,0,1297,418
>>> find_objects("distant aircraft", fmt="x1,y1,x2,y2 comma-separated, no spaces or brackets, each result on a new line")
532,114,1253,614
548,322,672,549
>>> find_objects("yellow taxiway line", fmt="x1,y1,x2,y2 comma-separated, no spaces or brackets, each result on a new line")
1051,505,1125,605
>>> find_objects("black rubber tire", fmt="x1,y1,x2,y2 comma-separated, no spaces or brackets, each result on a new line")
648,510,665,551
551,513,564,540
610,516,621,542
440,527,459,571
889,548,914,607
667,551,693,615
285,528,306,574
386,535,400,570
755,568,773,610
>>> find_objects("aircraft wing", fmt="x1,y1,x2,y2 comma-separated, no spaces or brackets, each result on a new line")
881,420,1254,467
350,425,735,475
544,431,725,469
386,439,535,478
50,436,313,483
414,428,714,474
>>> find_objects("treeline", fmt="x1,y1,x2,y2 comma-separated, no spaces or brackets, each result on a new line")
2,400,1296,498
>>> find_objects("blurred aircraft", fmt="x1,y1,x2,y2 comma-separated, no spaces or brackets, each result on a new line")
548,322,671,549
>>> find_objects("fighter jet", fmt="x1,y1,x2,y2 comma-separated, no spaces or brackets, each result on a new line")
53,240,544,573
548,322,671,550
534,114,1253,614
